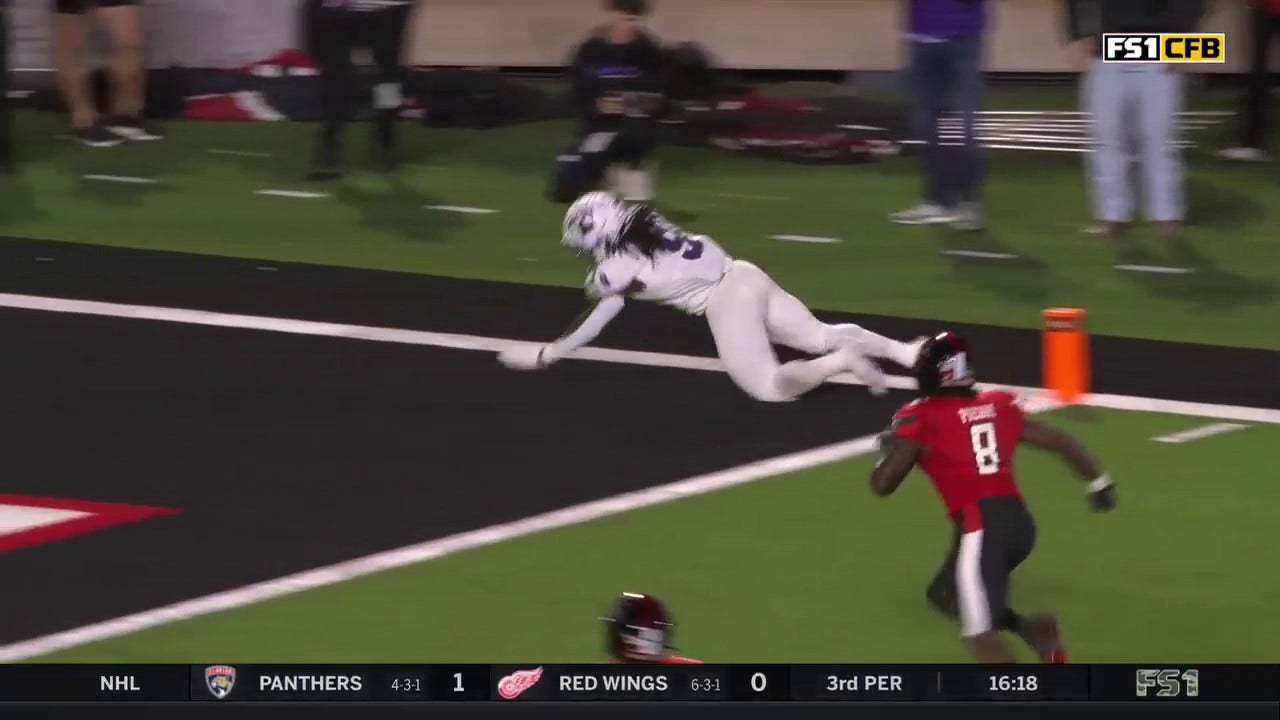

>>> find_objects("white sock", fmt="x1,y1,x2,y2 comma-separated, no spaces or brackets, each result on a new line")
775,352,849,398
826,324,918,368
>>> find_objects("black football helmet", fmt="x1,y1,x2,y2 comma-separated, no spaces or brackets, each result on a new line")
914,331,976,395
604,592,673,662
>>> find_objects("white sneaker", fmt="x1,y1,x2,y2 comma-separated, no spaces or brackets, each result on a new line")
841,342,888,396
890,203,953,225
1216,147,1270,162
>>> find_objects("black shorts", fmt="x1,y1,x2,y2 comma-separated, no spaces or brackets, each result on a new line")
55,0,136,15
933,495,1036,638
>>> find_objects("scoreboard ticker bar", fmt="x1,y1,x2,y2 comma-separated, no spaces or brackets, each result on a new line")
0,664,1274,703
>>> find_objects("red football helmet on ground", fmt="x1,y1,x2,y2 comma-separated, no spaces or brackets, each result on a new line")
604,592,674,662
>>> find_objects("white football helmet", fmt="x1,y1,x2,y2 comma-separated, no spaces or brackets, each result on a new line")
562,191,631,257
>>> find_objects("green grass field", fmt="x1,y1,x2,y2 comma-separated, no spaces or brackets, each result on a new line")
40,408,1278,663
3,97,1276,663
1,105,1278,349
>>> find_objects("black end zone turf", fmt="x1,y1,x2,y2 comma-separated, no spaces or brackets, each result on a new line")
0,308,903,644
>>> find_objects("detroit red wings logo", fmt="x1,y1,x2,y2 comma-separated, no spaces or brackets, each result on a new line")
497,667,544,700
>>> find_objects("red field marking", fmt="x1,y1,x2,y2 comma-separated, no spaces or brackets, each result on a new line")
0,494,181,553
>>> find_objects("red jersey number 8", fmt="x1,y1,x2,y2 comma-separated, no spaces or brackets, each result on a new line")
969,422,1001,475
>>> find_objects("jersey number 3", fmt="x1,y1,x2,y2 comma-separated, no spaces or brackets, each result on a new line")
659,235,704,260
969,422,1001,475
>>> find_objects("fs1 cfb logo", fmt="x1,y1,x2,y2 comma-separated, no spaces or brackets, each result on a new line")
1103,34,1225,63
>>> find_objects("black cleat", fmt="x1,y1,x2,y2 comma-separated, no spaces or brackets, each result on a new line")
73,122,126,148
103,115,166,141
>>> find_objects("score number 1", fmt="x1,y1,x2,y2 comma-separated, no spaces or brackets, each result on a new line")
440,667,488,701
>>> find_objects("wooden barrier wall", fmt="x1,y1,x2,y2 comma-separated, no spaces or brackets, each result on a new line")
407,0,1263,73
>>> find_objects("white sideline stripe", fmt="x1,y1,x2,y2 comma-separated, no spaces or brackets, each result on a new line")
424,205,499,215
771,234,840,244
256,189,329,199
208,149,272,158
0,292,1277,425
1152,422,1248,444
82,175,156,185
0,432,884,662
941,249,1019,260
1114,264,1194,275
1083,394,1278,425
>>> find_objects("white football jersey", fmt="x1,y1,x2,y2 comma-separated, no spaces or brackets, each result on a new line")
587,226,731,316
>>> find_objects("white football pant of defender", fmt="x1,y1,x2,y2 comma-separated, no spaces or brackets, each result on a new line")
498,192,923,402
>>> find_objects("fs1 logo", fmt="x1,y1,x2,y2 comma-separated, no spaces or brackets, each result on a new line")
1103,34,1225,63
1136,668,1200,698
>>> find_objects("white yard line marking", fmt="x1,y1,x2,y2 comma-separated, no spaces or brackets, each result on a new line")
941,249,1019,260
1114,264,1195,275
255,189,329,199
1152,422,1248,444
82,174,157,185
34,257,55,262
255,266,279,272
423,205,499,215
0,292,1276,424
0,432,884,662
771,234,840,244
209,149,273,158
0,291,1272,660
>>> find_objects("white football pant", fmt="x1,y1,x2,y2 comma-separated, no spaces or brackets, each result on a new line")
703,260,919,402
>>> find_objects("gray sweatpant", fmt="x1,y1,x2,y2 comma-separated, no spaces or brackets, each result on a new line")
1082,61,1186,223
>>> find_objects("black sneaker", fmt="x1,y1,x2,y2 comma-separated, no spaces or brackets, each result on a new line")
74,122,126,148
103,115,166,142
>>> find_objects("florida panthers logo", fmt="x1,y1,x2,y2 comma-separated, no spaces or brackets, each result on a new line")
204,665,237,700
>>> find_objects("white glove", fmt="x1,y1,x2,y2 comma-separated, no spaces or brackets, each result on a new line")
497,345,556,371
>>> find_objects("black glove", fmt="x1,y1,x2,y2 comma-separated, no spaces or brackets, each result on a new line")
1087,475,1117,512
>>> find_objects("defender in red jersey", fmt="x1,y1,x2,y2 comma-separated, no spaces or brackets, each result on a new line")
870,332,1116,664
604,592,702,664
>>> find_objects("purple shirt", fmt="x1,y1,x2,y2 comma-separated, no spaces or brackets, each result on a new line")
908,0,987,39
